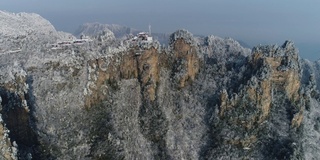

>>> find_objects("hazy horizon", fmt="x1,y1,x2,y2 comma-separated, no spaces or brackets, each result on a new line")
1,0,320,60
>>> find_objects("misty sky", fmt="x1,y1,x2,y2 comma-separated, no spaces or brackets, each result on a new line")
1,0,320,60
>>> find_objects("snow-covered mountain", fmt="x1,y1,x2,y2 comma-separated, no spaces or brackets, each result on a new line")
0,10,73,53
1,10,320,160
0,11,58,36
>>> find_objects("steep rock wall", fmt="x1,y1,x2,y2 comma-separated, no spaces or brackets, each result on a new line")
210,41,305,159
0,20,319,159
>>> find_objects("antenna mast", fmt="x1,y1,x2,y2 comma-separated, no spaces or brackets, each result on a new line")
149,24,151,36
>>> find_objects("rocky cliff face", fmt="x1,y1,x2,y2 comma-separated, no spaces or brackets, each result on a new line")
0,11,320,160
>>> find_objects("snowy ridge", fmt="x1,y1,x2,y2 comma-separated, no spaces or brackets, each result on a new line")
0,10,74,53
0,10,56,37
204,35,251,56
169,29,198,46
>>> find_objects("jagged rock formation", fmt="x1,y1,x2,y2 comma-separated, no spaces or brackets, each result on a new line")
0,11,320,160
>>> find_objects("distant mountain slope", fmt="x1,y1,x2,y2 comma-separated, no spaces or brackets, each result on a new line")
237,40,252,48
74,23,137,39
74,22,171,45
74,23,253,48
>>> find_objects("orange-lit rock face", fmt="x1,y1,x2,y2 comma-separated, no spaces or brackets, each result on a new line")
86,50,144,105
264,56,300,101
84,39,201,108
246,55,300,122
137,47,159,101
84,47,161,108
120,53,139,79
252,52,302,127
217,45,303,149
172,39,200,88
